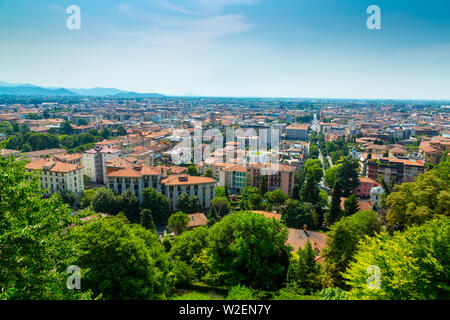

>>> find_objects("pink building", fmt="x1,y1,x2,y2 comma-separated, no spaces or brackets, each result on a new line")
354,177,380,198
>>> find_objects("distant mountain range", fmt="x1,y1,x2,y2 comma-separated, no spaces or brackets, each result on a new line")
0,81,164,97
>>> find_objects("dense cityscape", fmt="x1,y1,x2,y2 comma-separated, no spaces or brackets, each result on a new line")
1,92,448,300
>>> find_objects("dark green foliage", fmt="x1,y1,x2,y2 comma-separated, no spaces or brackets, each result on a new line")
344,217,450,300
206,211,290,290
92,187,119,215
142,187,171,224
281,199,315,229
343,194,359,217
70,215,172,299
0,155,89,299
287,240,321,294
140,209,156,232
322,210,381,288
117,189,140,222
326,182,343,225
168,211,190,235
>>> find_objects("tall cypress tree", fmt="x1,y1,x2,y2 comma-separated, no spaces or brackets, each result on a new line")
344,194,359,217
327,181,343,225
140,209,156,232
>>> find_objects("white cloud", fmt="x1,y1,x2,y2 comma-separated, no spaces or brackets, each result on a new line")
154,0,257,16
116,1,254,45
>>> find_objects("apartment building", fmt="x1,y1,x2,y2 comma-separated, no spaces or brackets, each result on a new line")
247,163,295,196
354,177,380,198
161,174,217,210
219,163,247,194
286,123,310,141
367,157,425,184
82,145,122,184
106,165,217,210
25,157,84,194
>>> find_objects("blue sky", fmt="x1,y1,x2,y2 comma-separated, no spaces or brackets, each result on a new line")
0,0,449,99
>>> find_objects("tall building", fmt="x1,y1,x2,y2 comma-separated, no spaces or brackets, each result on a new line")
82,145,121,184
367,157,425,184
247,163,295,196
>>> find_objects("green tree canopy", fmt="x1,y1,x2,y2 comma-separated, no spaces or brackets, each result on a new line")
287,239,321,294
281,199,315,229
343,194,359,217
168,211,190,235
117,188,140,222
187,165,198,176
140,209,156,232
264,189,288,211
206,211,291,290
142,187,171,224
70,215,172,299
344,217,450,300
0,155,88,299
210,196,231,218
80,189,96,209
92,187,118,215
322,210,381,288
385,158,450,232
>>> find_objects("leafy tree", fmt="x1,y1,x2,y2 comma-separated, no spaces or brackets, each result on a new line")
324,165,341,189
264,189,288,211
344,217,450,300
281,199,314,229
92,187,118,215
326,182,343,225
210,196,231,218
308,145,319,159
343,194,359,217
169,226,209,278
239,186,265,210
303,158,323,184
56,190,77,208
188,195,202,213
140,209,156,232
385,158,449,232
60,121,74,135
247,192,265,210
22,143,32,152
0,121,14,135
117,189,140,222
0,155,89,299
80,189,96,209
215,186,227,198
204,169,213,178
142,187,171,224
172,260,195,286
336,157,360,197
70,215,172,299
322,210,381,288
176,193,202,214
168,211,190,235
101,128,111,139
206,211,291,290
187,165,198,176
227,285,256,300
287,240,321,294
300,175,320,205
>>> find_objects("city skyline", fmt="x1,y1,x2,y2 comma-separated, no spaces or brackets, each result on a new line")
1,0,450,100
